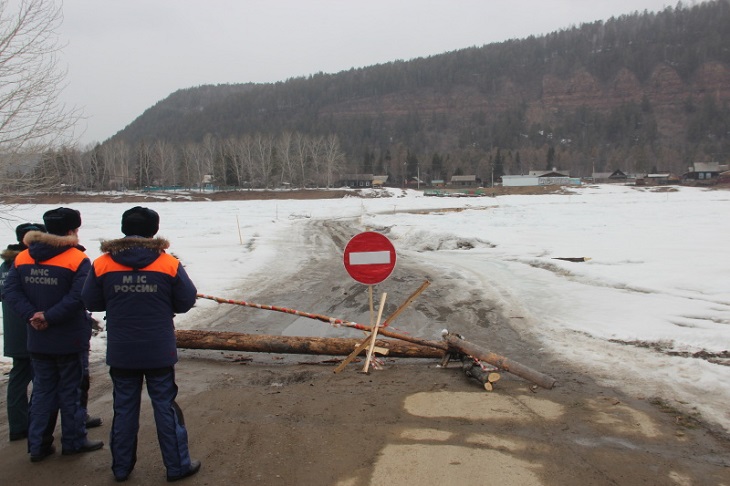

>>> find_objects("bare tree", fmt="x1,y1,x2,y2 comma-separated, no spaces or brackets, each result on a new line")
321,134,345,187
253,133,274,188
100,139,132,190
180,142,206,190
308,135,325,188
0,0,81,192
86,143,107,191
223,135,256,188
200,134,217,188
152,139,177,186
240,134,256,189
276,131,295,187
136,141,154,187
293,131,309,188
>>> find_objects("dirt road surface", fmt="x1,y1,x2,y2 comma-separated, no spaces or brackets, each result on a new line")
1,192,729,485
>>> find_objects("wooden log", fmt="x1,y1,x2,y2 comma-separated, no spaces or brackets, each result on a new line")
176,329,445,358
460,354,502,392
377,327,449,351
445,334,557,389
196,293,449,352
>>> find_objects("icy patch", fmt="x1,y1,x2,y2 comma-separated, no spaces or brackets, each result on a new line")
394,230,495,252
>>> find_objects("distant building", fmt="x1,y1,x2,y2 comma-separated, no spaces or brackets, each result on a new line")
201,174,216,190
372,175,389,187
591,169,628,183
683,162,729,184
503,170,579,187
637,173,681,185
406,176,425,187
449,175,478,187
340,174,374,188
502,175,539,187
528,169,570,177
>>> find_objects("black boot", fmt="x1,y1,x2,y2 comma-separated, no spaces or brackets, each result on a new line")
85,414,103,428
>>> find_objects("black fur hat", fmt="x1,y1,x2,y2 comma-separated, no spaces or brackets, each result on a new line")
121,207,159,238
43,208,81,236
15,223,45,244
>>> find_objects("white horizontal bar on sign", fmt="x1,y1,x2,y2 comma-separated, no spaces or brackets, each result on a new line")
349,251,391,265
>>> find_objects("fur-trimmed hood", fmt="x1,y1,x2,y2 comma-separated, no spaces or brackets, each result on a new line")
24,230,79,248
23,230,85,263
1,244,24,263
100,236,170,254
99,236,171,270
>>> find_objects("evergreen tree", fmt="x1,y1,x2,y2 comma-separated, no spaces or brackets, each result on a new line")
546,146,556,171
493,148,505,180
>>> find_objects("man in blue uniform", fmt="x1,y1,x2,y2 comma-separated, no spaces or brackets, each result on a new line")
82,207,200,483
2,223,102,443
3,208,103,462
1,223,44,441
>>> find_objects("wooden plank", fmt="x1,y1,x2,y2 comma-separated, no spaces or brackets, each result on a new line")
363,292,387,373
333,336,372,374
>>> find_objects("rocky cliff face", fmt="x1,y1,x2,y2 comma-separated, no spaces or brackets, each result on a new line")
323,61,730,144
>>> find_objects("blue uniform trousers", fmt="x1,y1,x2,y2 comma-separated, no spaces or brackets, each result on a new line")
28,352,86,455
6,357,32,438
110,367,192,479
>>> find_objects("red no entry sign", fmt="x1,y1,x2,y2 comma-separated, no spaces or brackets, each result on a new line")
343,232,397,285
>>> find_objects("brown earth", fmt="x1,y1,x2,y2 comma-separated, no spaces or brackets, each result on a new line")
1,186,729,485
3,183,725,206
0,185,572,206
0,182,566,205
1,354,729,486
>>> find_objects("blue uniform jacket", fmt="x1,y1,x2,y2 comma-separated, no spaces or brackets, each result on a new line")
2,231,92,355
81,236,197,369
1,246,29,358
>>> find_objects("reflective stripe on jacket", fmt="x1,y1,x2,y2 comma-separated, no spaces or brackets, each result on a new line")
4,246,91,355
82,239,197,369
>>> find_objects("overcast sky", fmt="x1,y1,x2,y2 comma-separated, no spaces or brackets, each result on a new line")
57,0,679,146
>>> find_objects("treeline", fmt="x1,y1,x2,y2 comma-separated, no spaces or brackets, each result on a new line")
25,133,347,191
95,1,730,183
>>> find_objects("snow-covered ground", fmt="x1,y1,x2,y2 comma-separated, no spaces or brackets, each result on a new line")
2,184,729,433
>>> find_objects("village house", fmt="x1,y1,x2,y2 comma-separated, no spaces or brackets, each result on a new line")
504,168,574,187
682,162,729,184
449,175,479,187
637,173,681,185
340,174,374,188
591,169,628,183
528,169,570,177
372,175,389,188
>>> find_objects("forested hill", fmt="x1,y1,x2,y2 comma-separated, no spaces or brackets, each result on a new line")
111,0,730,179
